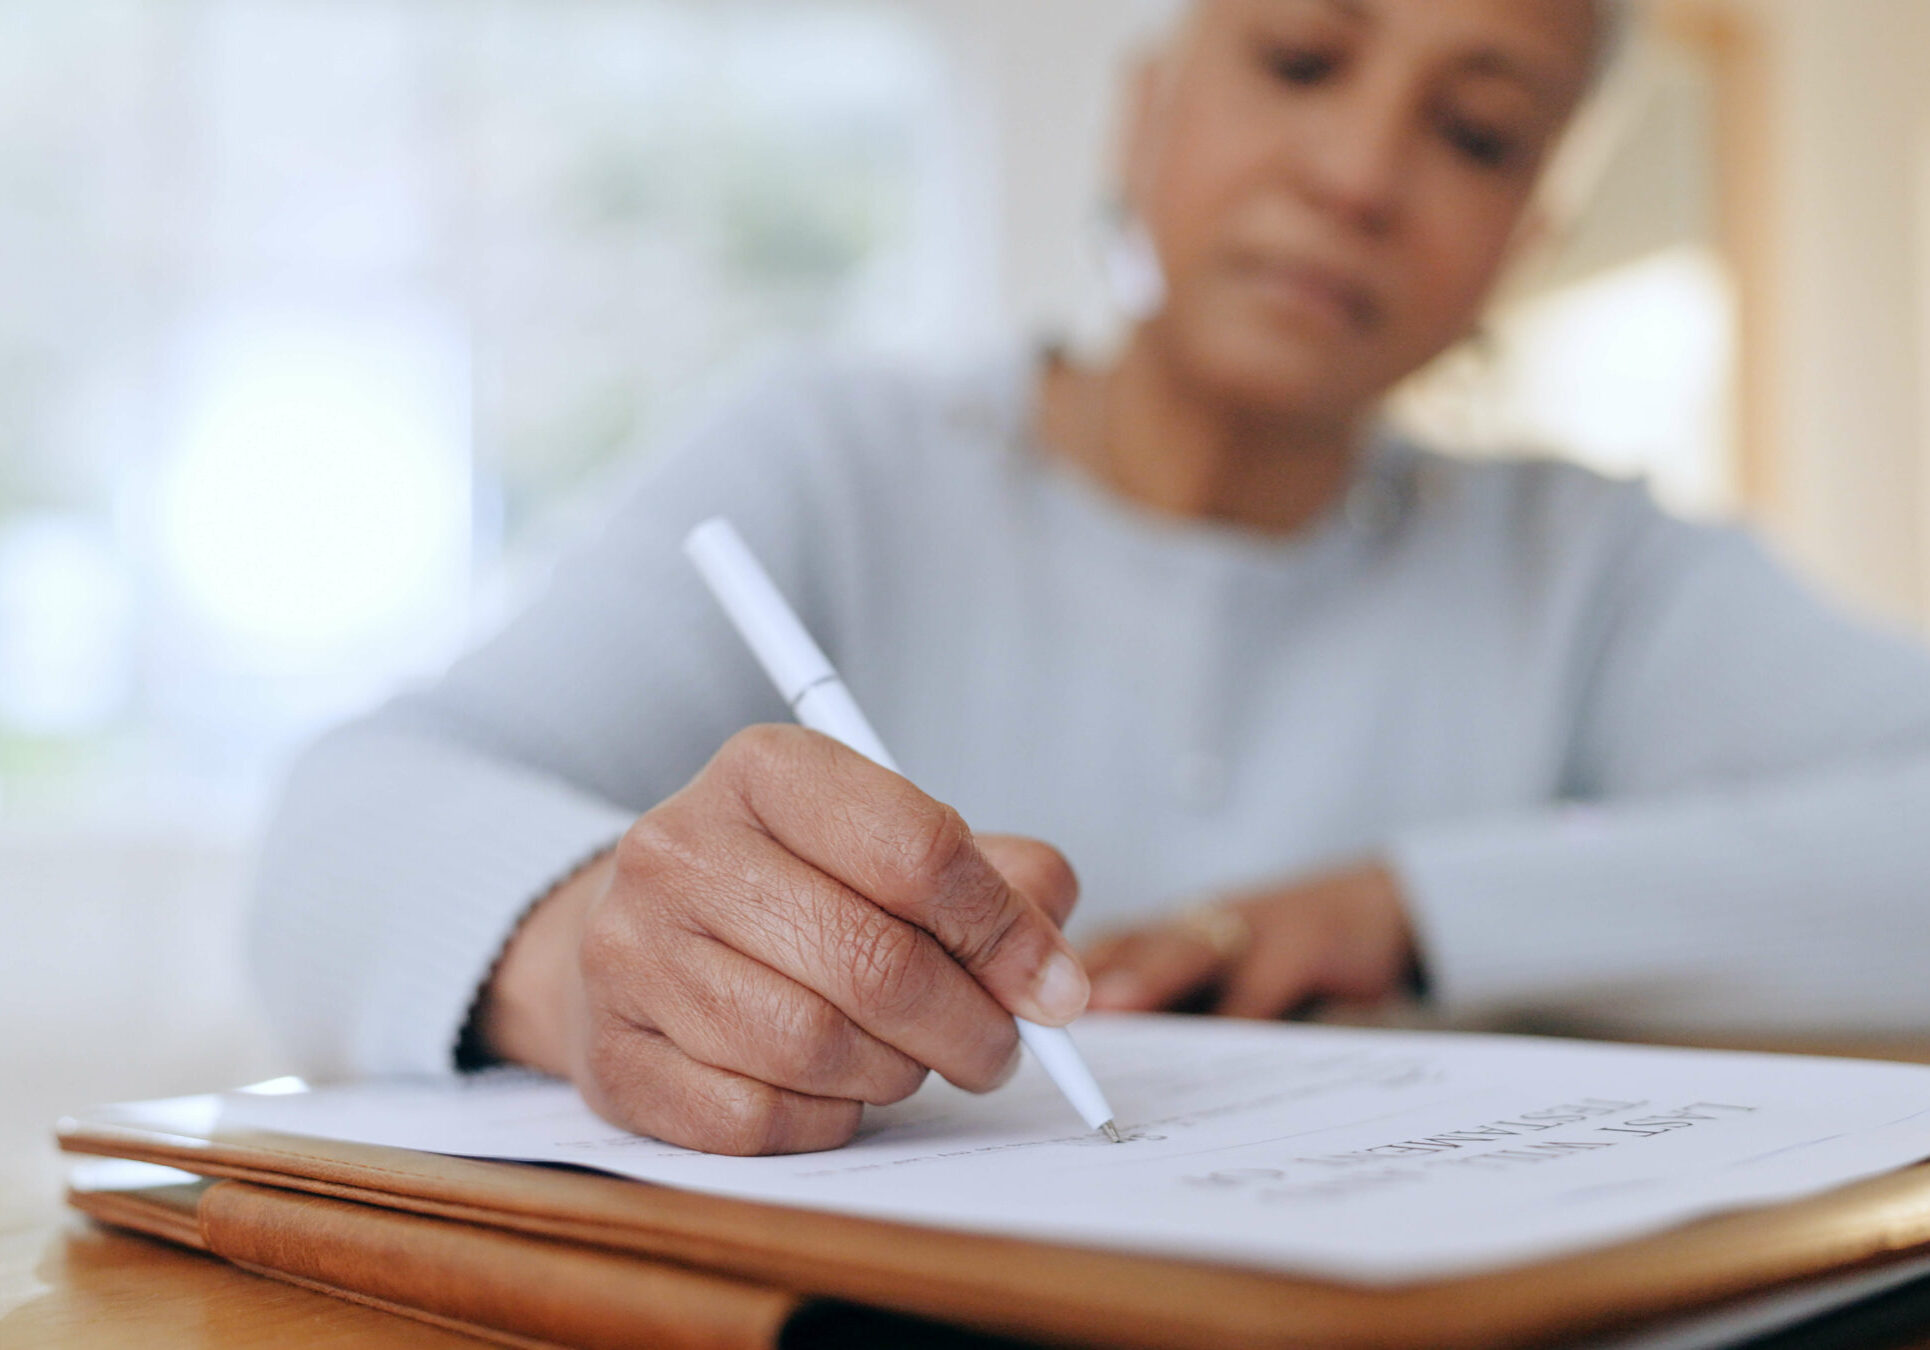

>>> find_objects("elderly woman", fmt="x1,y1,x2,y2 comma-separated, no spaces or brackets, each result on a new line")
253,0,1930,1156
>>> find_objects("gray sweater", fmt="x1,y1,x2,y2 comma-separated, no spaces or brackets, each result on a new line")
251,347,1930,1078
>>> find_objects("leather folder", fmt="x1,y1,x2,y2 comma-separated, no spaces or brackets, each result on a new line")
56,1096,1930,1350
64,1175,1029,1350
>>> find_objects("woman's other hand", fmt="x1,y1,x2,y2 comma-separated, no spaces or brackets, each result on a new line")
476,725,1085,1155
1083,862,1417,1019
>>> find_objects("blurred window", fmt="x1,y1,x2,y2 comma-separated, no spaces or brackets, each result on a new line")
0,0,956,831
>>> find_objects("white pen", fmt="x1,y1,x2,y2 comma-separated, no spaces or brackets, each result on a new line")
684,516,1121,1143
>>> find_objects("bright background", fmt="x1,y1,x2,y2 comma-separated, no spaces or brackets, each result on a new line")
4,0,1929,1223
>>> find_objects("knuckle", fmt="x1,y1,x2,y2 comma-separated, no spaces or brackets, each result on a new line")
724,723,798,780
577,914,628,986
677,953,752,1039
897,803,975,899
842,918,934,1024
950,884,1023,970
583,1016,628,1084
612,809,691,882
580,1014,654,1110
578,901,660,991
776,996,856,1086
576,1072,640,1136
703,1079,793,1156
869,1057,930,1107
951,1019,1021,1093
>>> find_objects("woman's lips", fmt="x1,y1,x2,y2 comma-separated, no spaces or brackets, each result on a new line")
1231,253,1381,333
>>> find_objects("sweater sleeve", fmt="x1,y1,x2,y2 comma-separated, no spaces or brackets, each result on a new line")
1391,485,1930,1034
247,359,885,1079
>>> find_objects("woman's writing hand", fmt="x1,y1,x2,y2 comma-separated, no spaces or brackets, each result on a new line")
1082,862,1417,1020
476,725,1085,1155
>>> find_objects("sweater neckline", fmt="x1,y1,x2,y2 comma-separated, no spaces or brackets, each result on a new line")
980,340,1415,575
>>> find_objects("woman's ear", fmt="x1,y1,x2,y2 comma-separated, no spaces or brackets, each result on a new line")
1104,50,1179,321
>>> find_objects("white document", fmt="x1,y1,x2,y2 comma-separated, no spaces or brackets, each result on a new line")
212,1016,1930,1284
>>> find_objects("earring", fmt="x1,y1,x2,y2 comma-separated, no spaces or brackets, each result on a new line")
1098,195,1168,323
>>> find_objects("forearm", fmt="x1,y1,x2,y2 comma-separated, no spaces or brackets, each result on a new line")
249,723,634,1078
1392,753,1930,1033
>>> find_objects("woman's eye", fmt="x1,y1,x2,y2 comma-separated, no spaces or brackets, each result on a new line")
1264,45,1339,87
1442,119,1516,170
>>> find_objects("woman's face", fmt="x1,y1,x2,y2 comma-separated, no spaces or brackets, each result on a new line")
1128,0,1598,419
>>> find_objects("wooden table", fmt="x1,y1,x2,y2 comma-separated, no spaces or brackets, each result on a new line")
1,1201,480,1348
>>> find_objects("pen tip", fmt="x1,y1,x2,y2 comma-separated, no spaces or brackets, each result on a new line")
1101,1120,1123,1144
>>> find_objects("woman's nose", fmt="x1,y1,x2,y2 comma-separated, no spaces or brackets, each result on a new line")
1287,77,1416,238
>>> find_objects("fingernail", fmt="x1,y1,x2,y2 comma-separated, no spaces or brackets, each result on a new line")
1089,971,1145,1010
1033,951,1090,1024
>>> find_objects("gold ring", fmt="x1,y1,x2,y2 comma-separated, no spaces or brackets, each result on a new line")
1168,900,1254,966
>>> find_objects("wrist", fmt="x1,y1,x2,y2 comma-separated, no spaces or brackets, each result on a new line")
475,850,614,1075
